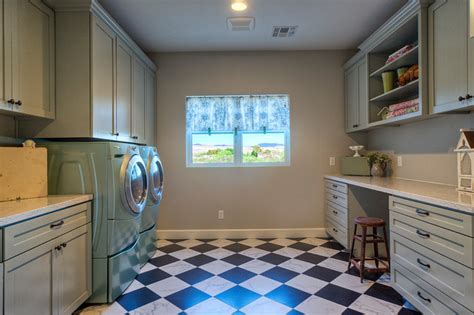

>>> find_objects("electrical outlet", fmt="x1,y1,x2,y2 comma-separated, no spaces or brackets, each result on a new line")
218,210,224,220
329,157,336,166
397,156,403,167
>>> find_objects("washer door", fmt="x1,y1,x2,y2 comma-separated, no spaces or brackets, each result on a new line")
148,154,164,204
120,153,148,214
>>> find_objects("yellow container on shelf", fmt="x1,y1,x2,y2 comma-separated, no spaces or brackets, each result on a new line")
381,71,395,93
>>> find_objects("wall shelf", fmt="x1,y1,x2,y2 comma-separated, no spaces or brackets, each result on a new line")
369,79,419,102
369,45,419,78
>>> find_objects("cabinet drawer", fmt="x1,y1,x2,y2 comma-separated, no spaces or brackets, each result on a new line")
390,211,473,268
392,262,471,315
390,196,473,237
326,218,348,248
391,232,473,309
326,201,348,228
325,180,348,194
325,189,348,208
4,202,91,259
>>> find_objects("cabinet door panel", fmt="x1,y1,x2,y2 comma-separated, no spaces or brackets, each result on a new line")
145,69,156,145
91,16,115,139
132,58,146,143
469,0,474,96
345,66,359,132
357,59,368,129
116,39,133,142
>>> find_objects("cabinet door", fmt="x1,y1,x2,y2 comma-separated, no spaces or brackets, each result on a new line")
132,57,146,143
429,0,469,113
345,66,359,132
4,242,54,315
145,69,156,146
4,0,55,119
357,59,368,129
115,39,133,142
469,0,474,98
91,16,115,140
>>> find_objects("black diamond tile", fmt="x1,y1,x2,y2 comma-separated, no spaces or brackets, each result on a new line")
224,243,251,253
295,252,327,265
219,267,256,284
196,239,217,243
166,287,210,310
331,251,350,261
315,284,361,307
287,310,304,315
304,265,341,282
320,241,345,250
398,307,422,315
256,242,283,252
258,238,276,242
265,285,311,308
342,308,365,315
261,266,298,283
289,242,316,251
288,237,305,241
176,268,214,285
167,239,186,243
216,285,260,309
365,283,404,306
259,253,290,265
116,287,160,311
158,244,185,253
191,243,218,253
346,266,382,282
222,253,253,266
227,238,245,242
136,268,171,285
149,254,179,267
184,254,216,267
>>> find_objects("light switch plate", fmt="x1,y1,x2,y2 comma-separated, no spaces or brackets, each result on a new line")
397,156,403,167
329,157,336,166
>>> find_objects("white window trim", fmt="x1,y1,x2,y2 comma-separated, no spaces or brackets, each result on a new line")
186,130,291,168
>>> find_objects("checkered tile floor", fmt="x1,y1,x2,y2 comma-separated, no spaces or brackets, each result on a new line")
79,238,421,315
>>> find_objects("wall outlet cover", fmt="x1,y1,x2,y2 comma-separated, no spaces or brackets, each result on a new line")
397,156,403,167
218,210,224,220
329,157,336,166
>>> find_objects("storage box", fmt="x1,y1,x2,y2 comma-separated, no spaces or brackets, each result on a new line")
341,157,370,176
0,147,48,201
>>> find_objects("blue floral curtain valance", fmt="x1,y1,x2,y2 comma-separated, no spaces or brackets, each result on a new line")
186,95,290,132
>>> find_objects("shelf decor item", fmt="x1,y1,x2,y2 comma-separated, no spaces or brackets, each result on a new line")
382,71,395,93
455,129,474,192
385,44,414,64
367,152,390,177
398,64,419,86
349,145,364,157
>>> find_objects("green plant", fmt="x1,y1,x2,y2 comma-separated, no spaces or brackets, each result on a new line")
367,152,390,166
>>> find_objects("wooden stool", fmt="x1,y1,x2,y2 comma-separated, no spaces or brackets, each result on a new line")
348,217,390,283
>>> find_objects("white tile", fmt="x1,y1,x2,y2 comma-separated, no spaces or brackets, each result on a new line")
205,248,234,259
269,238,296,246
200,260,235,275
194,276,236,296
208,239,234,247
238,239,265,247
239,247,268,259
331,273,374,293
185,297,236,315
350,294,402,315
169,248,201,260
286,274,328,294
240,297,291,315
308,246,340,257
147,276,190,297
123,280,145,294
152,250,166,258
295,295,346,314
239,259,274,274
139,263,157,273
159,260,195,275
176,239,204,248
273,247,304,258
240,275,281,295
129,298,182,315
300,238,328,246
156,239,173,248
317,257,348,273
279,259,313,273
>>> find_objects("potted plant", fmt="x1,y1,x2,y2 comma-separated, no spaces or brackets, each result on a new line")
367,152,391,177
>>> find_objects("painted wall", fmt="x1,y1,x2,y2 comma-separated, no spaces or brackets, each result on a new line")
151,51,366,231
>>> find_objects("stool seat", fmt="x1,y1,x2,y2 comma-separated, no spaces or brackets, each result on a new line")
354,216,385,227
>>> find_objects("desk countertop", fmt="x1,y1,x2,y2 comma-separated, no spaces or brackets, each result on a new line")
324,175,474,214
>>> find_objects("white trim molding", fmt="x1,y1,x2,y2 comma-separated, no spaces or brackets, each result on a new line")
156,228,328,240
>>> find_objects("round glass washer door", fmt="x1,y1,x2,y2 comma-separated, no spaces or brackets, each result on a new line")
120,153,148,214
148,154,164,204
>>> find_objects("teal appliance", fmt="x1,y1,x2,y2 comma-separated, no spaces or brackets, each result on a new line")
45,142,148,303
138,146,164,266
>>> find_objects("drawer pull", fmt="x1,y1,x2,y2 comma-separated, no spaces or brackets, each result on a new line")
416,258,431,269
415,209,429,216
332,195,338,200
332,227,338,233
54,245,62,251
417,291,431,303
332,210,338,215
416,229,430,238
50,220,64,229
332,184,338,188
61,242,67,248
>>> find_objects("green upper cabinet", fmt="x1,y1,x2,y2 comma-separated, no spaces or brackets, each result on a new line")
345,57,368,133
0,0,55,119
429,0,474,113
132,57,147,143
115,38,133,142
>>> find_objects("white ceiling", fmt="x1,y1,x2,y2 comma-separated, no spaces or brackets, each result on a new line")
99,0,408,53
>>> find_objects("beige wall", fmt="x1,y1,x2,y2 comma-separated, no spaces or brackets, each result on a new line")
152,51,366,230
368,113,474,185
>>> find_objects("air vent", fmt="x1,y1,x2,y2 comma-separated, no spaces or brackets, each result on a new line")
227,17,255,31
272,26,297,38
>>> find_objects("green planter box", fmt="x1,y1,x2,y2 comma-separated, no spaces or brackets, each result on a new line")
341,157,370,176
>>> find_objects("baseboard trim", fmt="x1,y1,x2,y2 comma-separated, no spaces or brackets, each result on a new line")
156,228,328,240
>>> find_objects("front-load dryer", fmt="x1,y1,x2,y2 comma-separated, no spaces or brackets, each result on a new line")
138,146,164,266
45,142,148,303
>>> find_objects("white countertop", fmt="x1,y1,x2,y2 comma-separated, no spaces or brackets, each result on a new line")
325,175,474,214
0,195,93,226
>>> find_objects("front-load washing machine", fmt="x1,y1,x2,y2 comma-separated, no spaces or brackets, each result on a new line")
138,146,164,266
45,142,148,303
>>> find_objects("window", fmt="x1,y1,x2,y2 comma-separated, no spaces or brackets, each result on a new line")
186,95,290,167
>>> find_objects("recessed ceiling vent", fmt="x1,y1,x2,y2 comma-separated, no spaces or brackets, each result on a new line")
227,17,255,31
272,26,297,38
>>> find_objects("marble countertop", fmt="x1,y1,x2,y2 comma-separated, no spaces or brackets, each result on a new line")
0,195,93,226
325,175,474,214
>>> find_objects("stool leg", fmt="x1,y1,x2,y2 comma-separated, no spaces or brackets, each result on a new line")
382,225,390,268
373,226,379,269
348,224,357,271
360,226,367,283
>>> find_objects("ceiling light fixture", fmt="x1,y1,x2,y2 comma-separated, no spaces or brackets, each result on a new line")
231,0,247,11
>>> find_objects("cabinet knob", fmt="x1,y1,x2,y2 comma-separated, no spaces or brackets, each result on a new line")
54,245,62,251
14,100,22,106
466,94,473,100
112,132,120,136
131,136,138,140
61,242,67,248
352,124,359,128
459,96,466,102
7,99,14,105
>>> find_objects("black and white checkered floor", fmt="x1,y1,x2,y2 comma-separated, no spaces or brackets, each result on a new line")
80,238,421,315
